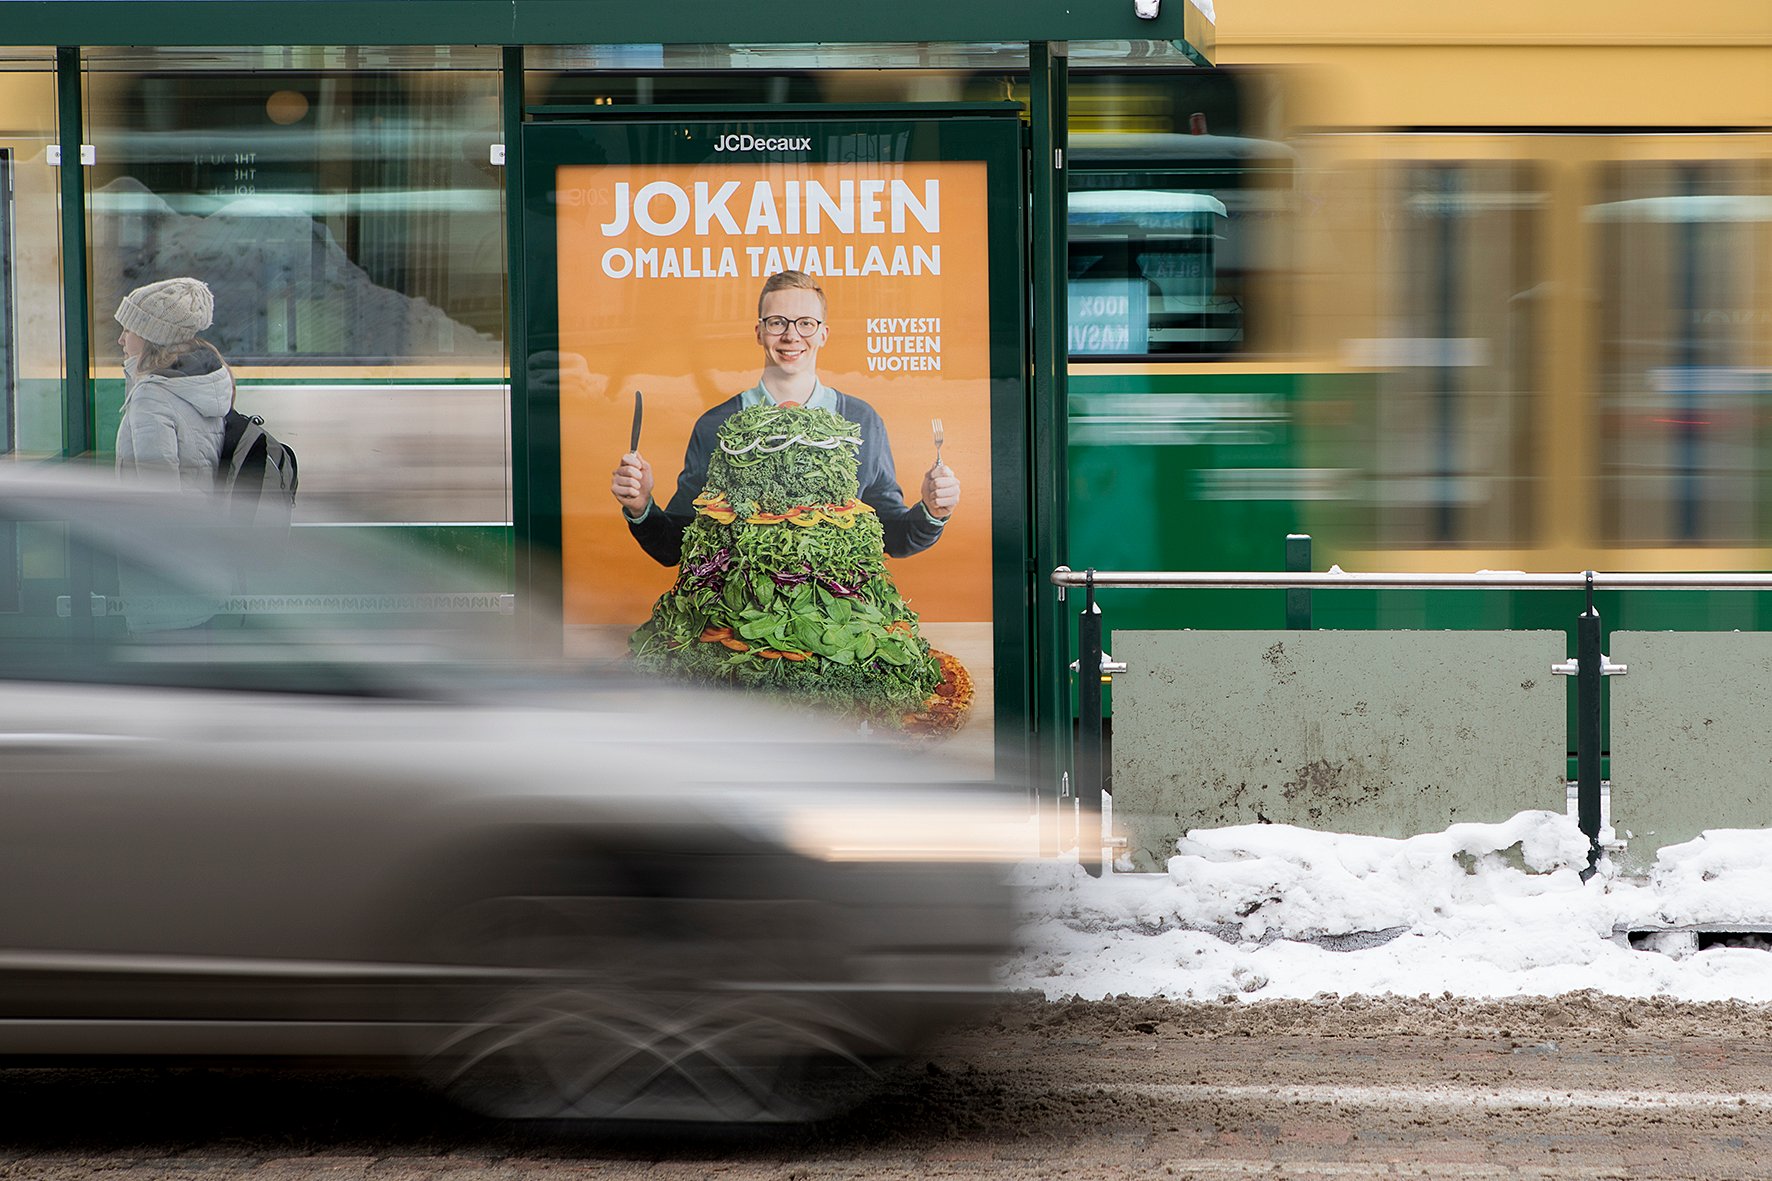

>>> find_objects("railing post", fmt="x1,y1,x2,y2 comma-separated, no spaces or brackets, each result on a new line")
1077,569,1104,878
56,46,92,457
1576,571,1603,880
1285,533,1312,629
1056,561,1661,884
1029,41,1071,866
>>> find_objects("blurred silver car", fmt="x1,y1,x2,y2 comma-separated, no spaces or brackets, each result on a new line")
0,466,1026,1123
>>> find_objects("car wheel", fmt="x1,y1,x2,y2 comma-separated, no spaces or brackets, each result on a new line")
415,870,888,1124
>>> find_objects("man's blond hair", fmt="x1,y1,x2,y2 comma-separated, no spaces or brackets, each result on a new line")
757,270,827,318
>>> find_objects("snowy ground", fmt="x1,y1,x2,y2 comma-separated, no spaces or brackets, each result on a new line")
1004,808,1772,1004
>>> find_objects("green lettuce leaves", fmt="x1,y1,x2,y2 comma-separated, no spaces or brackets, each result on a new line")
631,403,943,725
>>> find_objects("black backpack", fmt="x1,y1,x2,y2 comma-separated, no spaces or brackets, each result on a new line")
217,408,299,525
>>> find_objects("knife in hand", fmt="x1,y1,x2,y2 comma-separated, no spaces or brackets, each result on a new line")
629,390,644,453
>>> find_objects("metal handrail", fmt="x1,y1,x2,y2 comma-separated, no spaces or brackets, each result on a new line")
1050,559,1745,882
1051,565,1772,593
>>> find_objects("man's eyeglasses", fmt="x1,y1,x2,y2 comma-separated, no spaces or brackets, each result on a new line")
759,316,824,337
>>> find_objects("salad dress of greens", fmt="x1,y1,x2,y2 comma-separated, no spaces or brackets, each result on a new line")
631,403,944,724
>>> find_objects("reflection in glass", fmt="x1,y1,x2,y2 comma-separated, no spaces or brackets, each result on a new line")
78,52,510,528
85,61,504,365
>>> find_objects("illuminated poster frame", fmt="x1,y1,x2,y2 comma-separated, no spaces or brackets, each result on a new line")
522,108,1028,769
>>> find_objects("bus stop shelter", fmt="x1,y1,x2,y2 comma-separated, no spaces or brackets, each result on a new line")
0,1,1217,845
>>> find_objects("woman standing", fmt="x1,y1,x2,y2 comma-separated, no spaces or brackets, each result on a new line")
114,276,231,489
112,277,235,633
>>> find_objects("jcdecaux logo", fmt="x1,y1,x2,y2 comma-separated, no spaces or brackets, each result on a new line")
714,133,812,153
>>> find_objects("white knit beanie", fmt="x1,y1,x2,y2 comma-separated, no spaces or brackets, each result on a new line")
115,277,214,346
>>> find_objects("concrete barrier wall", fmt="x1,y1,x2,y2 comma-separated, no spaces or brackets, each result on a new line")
1611,632,1772,871
1112,630,1568,870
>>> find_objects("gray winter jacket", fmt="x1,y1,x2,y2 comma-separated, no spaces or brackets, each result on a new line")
115,347,232,491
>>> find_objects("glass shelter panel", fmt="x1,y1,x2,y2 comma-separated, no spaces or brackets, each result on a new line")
81,47,510,527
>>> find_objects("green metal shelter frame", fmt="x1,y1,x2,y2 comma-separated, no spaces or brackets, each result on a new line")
0,3,1215,52
1,0,1216,847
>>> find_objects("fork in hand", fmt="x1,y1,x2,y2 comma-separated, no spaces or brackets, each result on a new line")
932,418,945,469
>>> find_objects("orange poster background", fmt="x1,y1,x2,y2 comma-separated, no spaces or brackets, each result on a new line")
554,160,994,634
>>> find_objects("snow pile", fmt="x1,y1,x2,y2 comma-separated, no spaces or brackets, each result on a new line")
1641,830,1772,931
1006,811,1772,1003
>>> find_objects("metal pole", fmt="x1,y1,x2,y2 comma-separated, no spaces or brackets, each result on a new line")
55,46,91,457
1029,40,1070,859
501,45,557,660
1077,569,1103,877
1576,571,1603,880
1285,533,1312,629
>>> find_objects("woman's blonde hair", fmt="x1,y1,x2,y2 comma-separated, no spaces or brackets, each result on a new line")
138,336,225,382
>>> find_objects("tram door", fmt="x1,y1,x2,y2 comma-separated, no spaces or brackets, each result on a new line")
519,110,1030,772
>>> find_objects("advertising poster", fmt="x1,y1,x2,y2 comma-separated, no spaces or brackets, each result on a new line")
547,119,1014,771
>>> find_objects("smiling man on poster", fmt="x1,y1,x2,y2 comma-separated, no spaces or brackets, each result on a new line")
611,269,961,567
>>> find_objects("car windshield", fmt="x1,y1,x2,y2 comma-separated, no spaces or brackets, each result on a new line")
0,467,524,696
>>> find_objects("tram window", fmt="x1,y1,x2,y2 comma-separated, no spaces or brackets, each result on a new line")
1594,159,1772,546
84,64,504,367
1063,69,1294,358
1363,161,1544,549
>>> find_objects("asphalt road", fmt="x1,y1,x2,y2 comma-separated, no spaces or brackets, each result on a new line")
7,993,1772,1179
